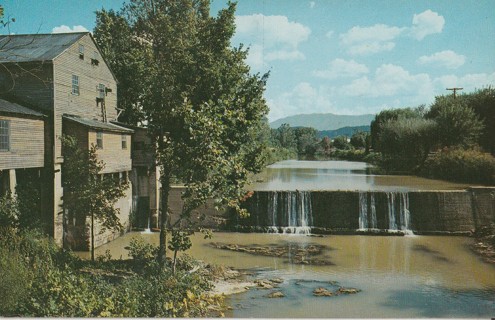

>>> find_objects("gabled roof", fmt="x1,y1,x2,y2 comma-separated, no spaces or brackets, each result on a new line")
0,32,87,63
0,98,45,118
64,114,134,134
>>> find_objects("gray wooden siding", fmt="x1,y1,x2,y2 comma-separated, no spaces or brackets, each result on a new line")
0,115,44,170
53,34,118,161
90,131,132,173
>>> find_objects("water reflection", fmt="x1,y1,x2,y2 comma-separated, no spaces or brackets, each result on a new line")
250,160,470,191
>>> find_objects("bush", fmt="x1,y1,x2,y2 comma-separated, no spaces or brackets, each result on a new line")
422,148,495,185
0,247,33,315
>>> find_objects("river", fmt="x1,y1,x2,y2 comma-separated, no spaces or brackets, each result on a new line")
79,160,495,317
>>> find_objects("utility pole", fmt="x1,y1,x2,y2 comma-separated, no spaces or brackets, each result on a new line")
446,87,463,99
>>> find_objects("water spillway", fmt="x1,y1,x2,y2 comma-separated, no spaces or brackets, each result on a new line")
236,188,495,235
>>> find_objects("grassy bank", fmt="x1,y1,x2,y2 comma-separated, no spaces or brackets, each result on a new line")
0,227,226,317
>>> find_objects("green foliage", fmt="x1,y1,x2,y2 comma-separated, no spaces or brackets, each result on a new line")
127,237,157,265
0,193,19,227
422,148,495,185
168,230,193,273
333,135,353,150
61,135,129,259
379,117,437,171
319,136,332,155
0,247,32,315
427,97,484,148
0,227,224,317
370,106,424,151
350,130,369,149
95,0,270,265
294,126,319,155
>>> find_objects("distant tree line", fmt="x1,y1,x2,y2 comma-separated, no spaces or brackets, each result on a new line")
370,87,495,184
264,122,371,162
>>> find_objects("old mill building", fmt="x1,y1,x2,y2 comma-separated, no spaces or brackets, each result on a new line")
0,32,160,250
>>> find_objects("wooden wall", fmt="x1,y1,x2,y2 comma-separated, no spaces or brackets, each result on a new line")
0,115,44,170
53,34,118,162
89,130,132,173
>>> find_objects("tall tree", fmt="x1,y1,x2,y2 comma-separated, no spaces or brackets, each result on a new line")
95,0,269,267
61,135,129,260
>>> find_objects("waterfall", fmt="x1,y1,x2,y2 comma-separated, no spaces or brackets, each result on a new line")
267,191,313,235
386,192,412,234
358,192,368,230
370,193,377,229
387,192,397,230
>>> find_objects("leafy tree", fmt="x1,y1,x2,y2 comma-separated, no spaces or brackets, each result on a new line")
379,117,437,171
427,96,484,148
0,193,19,227
319,136,332,155
96,0,269,267
333,135,352,150
370,107,424,151
294,127,319,155
459,88,495,154
61,135,129,260
93,9,150,125
273,123,297,151
350,130,368,149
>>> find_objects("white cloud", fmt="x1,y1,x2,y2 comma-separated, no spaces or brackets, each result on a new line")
340,64,433,98
52,25,88,33
339,10,445,55
410,9,445,40
267,82,334,121
434,72,495,91
418,50,466,69
235,14,311,69
309,1,316,9
313,58,369,79
339,24,405,55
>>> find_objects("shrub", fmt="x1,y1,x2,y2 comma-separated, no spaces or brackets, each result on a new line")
0,247,33,315
422,148,495,185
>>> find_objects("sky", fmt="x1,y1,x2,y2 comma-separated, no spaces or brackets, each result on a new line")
2,0,495,122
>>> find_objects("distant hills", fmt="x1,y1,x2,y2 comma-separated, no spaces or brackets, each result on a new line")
317,125,370,139
269,113,375,131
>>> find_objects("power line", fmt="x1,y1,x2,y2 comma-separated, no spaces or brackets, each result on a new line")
446,87,463,99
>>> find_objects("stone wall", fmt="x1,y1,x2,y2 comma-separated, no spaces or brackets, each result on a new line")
237,188,495,235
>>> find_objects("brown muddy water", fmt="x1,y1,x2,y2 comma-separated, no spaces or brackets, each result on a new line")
249,160,471,191
78,231,495,318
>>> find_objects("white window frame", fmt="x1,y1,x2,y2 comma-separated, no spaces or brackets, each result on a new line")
72,75,79,95
98,83,105,99
96,132,103,149
0,120,10,151
79,44,84,59
121,135,127,149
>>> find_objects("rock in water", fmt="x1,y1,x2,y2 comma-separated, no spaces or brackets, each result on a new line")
267,291,285,298
313,287,334,297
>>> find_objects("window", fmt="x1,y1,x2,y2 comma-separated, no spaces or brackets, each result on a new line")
78,44,84,59
0,120,10,151
71,75,79,95
96,132,103,149
91,51,99,66
98,83,105,99
121,135,127,149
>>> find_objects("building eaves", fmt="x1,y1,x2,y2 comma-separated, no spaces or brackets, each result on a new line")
64,115,134,134
0,98,45,118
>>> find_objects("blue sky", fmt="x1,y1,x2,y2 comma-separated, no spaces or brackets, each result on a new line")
2,0,494,121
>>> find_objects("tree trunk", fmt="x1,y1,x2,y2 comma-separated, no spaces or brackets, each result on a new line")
91,212,95,261
158,173,171,268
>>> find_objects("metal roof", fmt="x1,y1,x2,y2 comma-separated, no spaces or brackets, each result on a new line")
64,115,134,134
0,98,45,118
0,33,87,63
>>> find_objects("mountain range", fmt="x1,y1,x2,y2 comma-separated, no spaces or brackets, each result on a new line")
270,113,375,131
